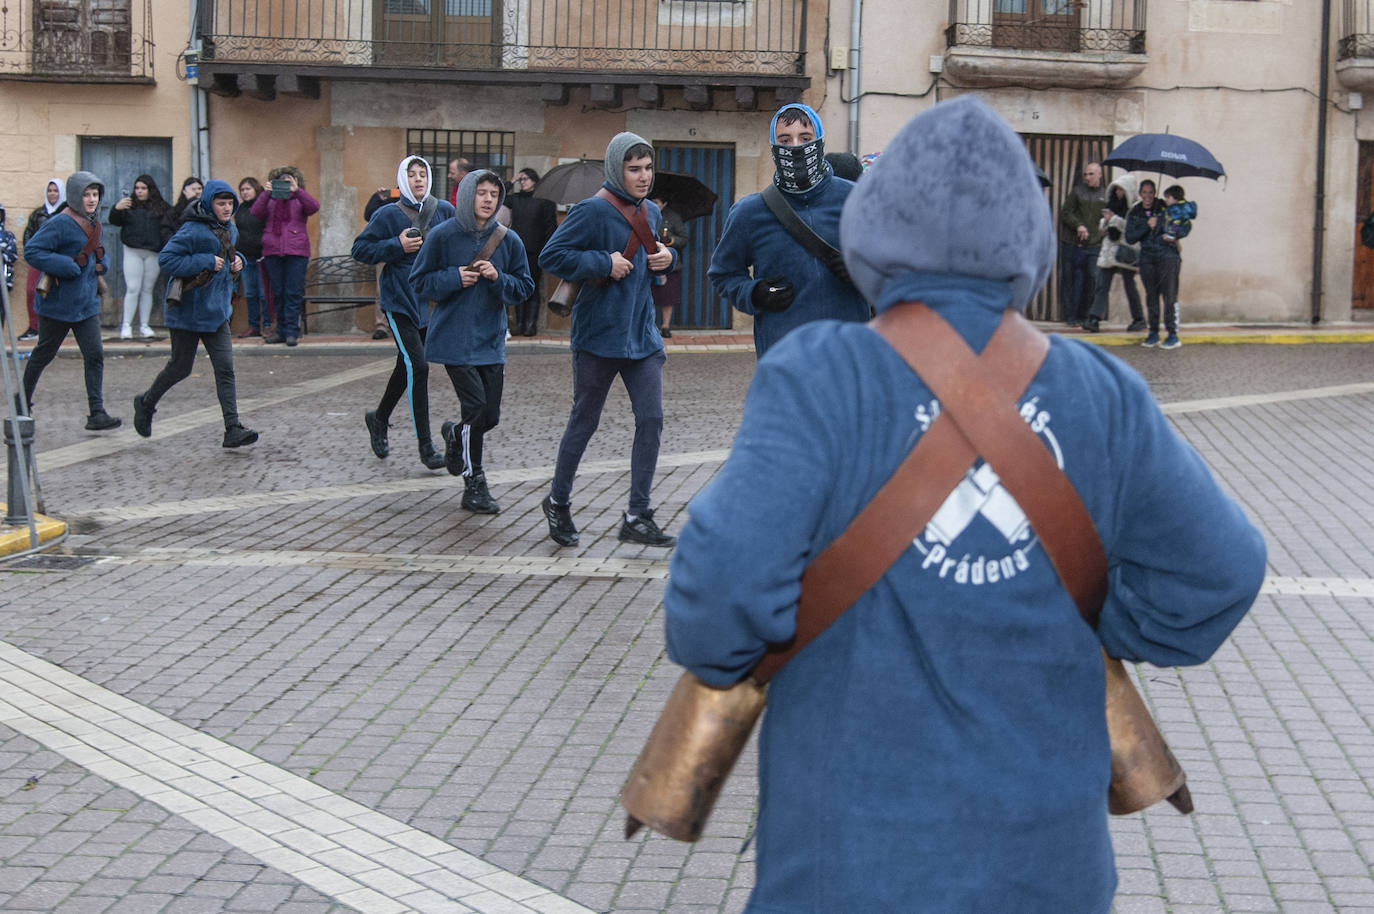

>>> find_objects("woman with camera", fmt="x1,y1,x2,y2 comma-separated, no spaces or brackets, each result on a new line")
251,166,318,346
351,155,454,469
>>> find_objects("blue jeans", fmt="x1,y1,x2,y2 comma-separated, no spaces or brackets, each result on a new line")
552,349,665,516
1058,242,1099,324
240,256,267,330
262,254,308,339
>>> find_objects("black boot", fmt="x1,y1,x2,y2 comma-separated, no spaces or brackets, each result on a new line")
461,471,499,514
365,410,389,458
418,439,446,470
85,410,122,431
133,393,155,438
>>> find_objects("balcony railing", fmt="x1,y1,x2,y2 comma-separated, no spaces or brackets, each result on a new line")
198,0,805,76
946,0,1145,54
0,0,155,81
1340,0,1374,59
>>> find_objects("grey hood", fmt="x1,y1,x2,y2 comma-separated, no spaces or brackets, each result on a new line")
64,171,104,222
603,132,652,199
453,169,506,235
839,96,1054,313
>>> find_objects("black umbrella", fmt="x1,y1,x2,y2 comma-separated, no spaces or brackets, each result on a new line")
649,171,718,222
533,160,606,205
1102,134,1225,181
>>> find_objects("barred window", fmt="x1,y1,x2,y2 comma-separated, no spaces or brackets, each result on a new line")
407,129,515,200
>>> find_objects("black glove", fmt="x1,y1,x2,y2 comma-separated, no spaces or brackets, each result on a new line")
751,276,795,313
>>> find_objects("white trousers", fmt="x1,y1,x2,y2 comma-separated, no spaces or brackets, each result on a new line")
121,246,160,330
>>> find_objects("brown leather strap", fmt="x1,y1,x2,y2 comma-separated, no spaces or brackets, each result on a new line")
883,303,1109,624
63,209,103,268
595,187,659,261
468,224,507,268
751,305,1052,684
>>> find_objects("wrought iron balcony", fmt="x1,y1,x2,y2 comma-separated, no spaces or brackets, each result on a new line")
197,0,806,78
0,0,155,81
1340,0,1374,60
947,0,1145,53
1338,0,1374,92
943,0,1146,88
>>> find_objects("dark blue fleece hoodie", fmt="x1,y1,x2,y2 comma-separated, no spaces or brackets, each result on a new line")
537,131,676,359
664,96,1265,914
351,155,456,328
24,170,107,323
409,169,533,366
158,179,245,333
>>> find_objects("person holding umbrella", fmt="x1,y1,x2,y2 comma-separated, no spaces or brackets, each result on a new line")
648,193,688,337
1125,179,1182,349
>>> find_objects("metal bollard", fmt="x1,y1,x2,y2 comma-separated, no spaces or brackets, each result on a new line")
4,415,37,525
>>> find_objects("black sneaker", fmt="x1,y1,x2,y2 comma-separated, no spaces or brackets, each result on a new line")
418,439,445,470
372,328,389,340
440,421,464,477
1126,319,1148,332
264,333,287,345
1082,316,1100,333
222,424,259,448
618,509,676,548
541,495,579,547
18,328,38,341
133,393,155,438
461,472,500,514
85,410,122,431
365,409,389,458
285,337,299,347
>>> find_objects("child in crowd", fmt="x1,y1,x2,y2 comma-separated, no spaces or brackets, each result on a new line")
410,169,533,514
1162,184,1197,244
133,180,258,448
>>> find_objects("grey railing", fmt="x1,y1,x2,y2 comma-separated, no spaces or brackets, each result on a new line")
946,0,1146,54
0,0,155,80
198,0,805,75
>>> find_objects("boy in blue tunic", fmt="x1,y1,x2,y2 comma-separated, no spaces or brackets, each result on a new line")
20,171,121,430
708,104,869,358
537,132,677,548
133,181,258,448
410,169,533,514
663,97,1265,913
353,155,455,470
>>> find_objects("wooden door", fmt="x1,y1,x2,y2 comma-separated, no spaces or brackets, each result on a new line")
374,0,498,67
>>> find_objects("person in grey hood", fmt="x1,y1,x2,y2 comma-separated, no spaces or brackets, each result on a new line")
662,96,1264,912
21,170,122,430
537,130,678,548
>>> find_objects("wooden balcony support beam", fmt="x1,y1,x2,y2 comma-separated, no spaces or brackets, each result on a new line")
278,73,320,99
683,84,711,110
251,73,276,101
589,83,621,108
540,82,570,105
734,85,757,110
637,83,662,107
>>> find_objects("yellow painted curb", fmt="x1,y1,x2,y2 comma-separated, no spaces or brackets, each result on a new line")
0,514,68,558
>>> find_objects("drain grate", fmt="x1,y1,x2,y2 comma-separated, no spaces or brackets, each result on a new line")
4,554,97,571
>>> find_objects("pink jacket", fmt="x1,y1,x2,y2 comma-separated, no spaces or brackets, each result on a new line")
251,188,319,258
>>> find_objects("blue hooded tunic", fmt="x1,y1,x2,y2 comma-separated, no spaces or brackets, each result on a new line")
663,96,1266,914
538,131,676,360
23,170,107,323
410,169,533,366
708,104,870,357
158,179,245,333
351,155,456,328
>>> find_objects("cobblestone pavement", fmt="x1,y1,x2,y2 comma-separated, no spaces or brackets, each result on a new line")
1,339,1373,913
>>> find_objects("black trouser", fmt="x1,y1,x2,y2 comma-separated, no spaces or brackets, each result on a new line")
552,350,664,516
1140,257,1181,334
378,311,433,445
143,322,241,428
444,363,504,476
23,314,106,414
513,263,542,334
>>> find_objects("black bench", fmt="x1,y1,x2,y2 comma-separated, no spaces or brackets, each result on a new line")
300,255,376,334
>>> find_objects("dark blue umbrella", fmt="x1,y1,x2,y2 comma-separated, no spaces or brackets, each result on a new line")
1102,134,1225,180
